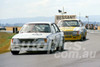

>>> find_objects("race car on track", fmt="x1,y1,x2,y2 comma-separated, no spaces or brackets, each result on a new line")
57,19,87,41
10,22,64,55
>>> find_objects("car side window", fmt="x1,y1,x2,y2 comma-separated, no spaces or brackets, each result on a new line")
53,24,60,33
51,24,56,33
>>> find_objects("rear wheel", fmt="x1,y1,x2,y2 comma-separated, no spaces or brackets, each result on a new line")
11,51,19,55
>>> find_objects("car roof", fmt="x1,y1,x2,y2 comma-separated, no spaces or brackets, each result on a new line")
25,22,54,25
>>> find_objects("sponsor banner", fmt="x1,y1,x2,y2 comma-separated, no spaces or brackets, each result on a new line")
55,15,76,24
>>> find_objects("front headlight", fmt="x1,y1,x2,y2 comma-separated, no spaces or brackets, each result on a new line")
11,38,19,44
11,39,13,43
44,38,47,43
73,31,77,35
38,38,47,43
73,31,79,35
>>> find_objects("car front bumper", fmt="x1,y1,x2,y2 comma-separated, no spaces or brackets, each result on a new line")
11,44,49,51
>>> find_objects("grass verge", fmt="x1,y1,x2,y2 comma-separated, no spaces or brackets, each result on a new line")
0,32,15,54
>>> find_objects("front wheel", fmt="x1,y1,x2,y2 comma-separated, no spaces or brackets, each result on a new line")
80,33,84,41
61,37,65,51
80,36,83,41
47,42,55,54
11,51,19,55
56,37,65,51
83,34,86,40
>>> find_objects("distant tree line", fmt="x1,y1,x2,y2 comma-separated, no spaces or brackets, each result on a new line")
0,23,24,27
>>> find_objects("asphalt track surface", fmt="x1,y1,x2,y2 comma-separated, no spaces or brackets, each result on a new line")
0,32,100,67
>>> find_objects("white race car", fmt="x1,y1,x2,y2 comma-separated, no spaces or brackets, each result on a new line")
10,22,64,55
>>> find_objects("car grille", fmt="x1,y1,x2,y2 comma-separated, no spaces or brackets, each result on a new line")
64,31,73,35
65,36,72,38
19,39,38,43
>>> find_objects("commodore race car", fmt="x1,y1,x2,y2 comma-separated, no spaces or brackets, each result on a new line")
57,19,87,41
10,22,64,55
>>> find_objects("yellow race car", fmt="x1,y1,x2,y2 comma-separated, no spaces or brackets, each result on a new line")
57,19,87,41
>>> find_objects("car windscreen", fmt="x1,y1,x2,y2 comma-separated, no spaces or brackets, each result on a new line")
58,20,80,27
20,24,51,33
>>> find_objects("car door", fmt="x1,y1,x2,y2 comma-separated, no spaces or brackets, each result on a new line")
52,23,61,47
51,24,57,46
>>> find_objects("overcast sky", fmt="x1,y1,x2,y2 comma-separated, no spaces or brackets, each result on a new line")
0,0,100,19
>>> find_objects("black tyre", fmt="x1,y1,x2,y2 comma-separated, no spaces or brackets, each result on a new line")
83,35,86,40
61,37,65,51
56,47,60,51
11,51,19,55
56,37,65,51
47,42,55,54
80,37,83,41
80,33,84,41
